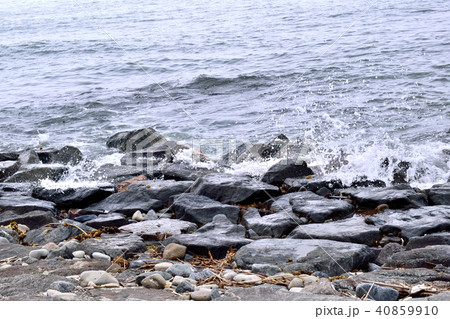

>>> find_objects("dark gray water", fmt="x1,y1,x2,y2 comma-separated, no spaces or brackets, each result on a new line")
0,0,449,187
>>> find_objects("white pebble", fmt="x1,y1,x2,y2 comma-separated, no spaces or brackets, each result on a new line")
222,270,237,281
154,262,173,272
72,250,85,258
29,249,49,259
289,287,304,293
233,274,262,284
92,252,111,261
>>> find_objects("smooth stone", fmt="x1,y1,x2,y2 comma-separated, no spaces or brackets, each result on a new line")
171,276,197,287
242,207,300,238
428,183,450,205
190,289,211,301
72,250,85,258
175,280,195,293
92,252,111,262
41,242,59,251
356,283,399,301
0,237,9,244
251,263,282,276
189,268,214,281
289,287,304,293
141,274,166,289
84,213,128,228
119,219,197,241
222,270,237,281
233,274,262,284
288,277,305,289
29,248,49,259
166,264,196,278
163,243,187,260
49,280,76,293
136,271,173,285
79,270,119,287
383,245,450,268
261,160,314,186
154,262,173,272
132,210,145,221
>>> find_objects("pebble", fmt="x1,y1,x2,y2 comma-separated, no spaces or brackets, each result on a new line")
72,250,85,258
163,243,187,260
132,210,145,221
49,280,76,293
29,249,49,260
0,237,9,244
190,289,211,301
375,203,389,213
154,262,173,272
17,224,30,234
172,276,197,287
166,264,196,277
92,252,111,262
356,283,399,301
107,263,123,273
141,274,166,289
222,270,237,281
189,268,214,281
46,289,77,301
288,277,305,289
196,284,218,290
42,242,59,251
79,270,119,287
136,271,172,285
233,274,262,284
268,273,294,280
175,280,195,293
144,209,157,220
289,287,304,293
251,263,281,276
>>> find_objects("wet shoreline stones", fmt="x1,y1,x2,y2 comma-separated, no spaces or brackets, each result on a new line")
0,128,449,301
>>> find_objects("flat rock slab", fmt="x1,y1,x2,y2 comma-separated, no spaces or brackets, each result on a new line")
76,233,146,258
0,183,34,196
0,243,37,259
342,185,428,209
428,183,450,205
0,210,57,230
261,160,314,186
283,177,343,193
406,233,450,250
242,207,300,238
217,284,353,301
161,163,217,181
127,180,193,205
287,216,381,246
84,213,129,228
0,161,20,182
32,186,114,208
371,205,450,240
120,219,197,241
5,164,68,183
190,173,280,205
0,195,57,214
234,238,376,276
171,194,240,225
91,164,152,184
383,245,450,268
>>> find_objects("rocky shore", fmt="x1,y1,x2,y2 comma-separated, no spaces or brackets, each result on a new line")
0,127,449,301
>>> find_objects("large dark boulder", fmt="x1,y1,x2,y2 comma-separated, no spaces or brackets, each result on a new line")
0,152,19,162
84,213,129,228
127,180,193,206
0,210,57,230
428,183,450,205
190,173,280,205
0,195,57,214
23,219,94,245
0,161,21,182
106,127,167,152
91,164,156,184
52,146,83,166
406,233,450,250
5,165,68,183
171,194,240,225
283,177,343,193
383,245,450,268
261,160,314,186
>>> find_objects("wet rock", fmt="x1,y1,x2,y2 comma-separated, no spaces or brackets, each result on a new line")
191,173,280,205
406,233,450,250
141,273,166,289
0,182,34,196
84,213,128,228
175,280,195,293
0,210,57,230
383,245,450,268
342,184,428,209
120,140,188,167
119,219,197,241
171,194,240,225
371,206,450,240
18,150,41,165
288,191,354,223
235,238,376,276
287,216,380,246
52,146,83,166
80,270,119,287
5,164,68,183
127,180,193,206
163,243,187,260
0,152,19,162
116,174,148,193
242,207,300,238
76,233,146,259
0,161,20,182
350,178,386,188
86,189,163,216
356,283,399,301
91,164,154,184
283,177,343,193
261,160,314,186
0,195,57,215
164,215,252,258
24,219,94,245
428,183,450,205
106,127,167,152
375,243,405,265
32,186,114,209
161,163,216,181
166,264,196,277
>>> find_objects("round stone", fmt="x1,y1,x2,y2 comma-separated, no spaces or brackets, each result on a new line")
72,250,85,258
222,270,237,281
166,264,195,277
163,243,187,260
0,237,9,244
92,252,111,261
233,274,262,284
190,289,211,301
132,210,145,221
175,280,195,293
288,277,305,289
141,274,166,289
80,270,119,287
289,287,304,293
29,249,49,259
49,280,76,293
154,262,173,272
172,276,197,287
42,242,59,251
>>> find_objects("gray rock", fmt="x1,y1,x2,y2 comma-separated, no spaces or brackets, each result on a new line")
0,152,19,162
283,177,343,193
287,216,380,246
52,146,83,166
5,164,68,183
161,163,216,181
190,289,211,301
18,150,41,165
261,160,314,186
0,237,9,244
119,219,197,241
32,186,113,209
371,206,450,240
251,264,281,276
92,252,111,261
84,213,129,228
162,243,187,260
189,268,214,281
0,227,20,244
175,280,195,293
0,161,20,182
29,248,49,259
106,127,167,152
383,245,450,268
76,233,146,259
91,164,153,184
428,183,450,205
166,264,196,278
190,173,280,205
164,215,252,258
342,185,428,209
0,195,57,215
47,240,79,259
235,238,376,276
242,207,300,238
355,283,399,301
49,280,75,293
127,180,193,206
0,210,57,230
376,243,405,265
24,219,94,245
136,271,172,285
79,270,119,287
171,193,240,225
72,250,85,258
0,182,34,196
406,233,450,250
120,140,187,167
141,274,166,289
301,278,340,295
